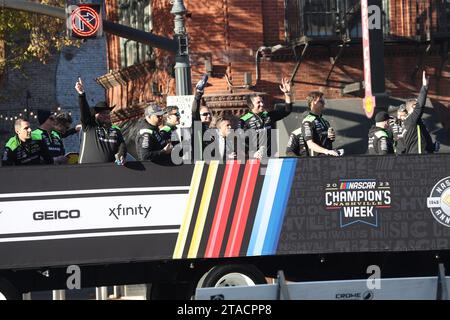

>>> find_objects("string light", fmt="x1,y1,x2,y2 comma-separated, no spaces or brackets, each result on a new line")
0,108,76,125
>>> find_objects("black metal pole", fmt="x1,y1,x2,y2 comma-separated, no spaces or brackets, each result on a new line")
171,0,192,95
102,20,177,53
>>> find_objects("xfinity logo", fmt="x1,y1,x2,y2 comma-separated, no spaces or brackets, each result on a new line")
108,204,151,220
33,210,81,221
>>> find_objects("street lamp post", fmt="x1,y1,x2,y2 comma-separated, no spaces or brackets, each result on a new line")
171,0,192,95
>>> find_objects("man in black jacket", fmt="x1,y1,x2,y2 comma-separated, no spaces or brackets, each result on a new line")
368,111,395,155
388,105,407,155
285,127,308,157
160,106,181,146
191,74,211,161
75,78,127,164
2,118,53,166
240,77,293,158
31,109,73,164
402,71,434,154
135,103,173,164
301,91,339,157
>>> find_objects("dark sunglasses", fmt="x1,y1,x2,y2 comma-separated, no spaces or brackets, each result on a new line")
171,112,181,117
201,112,211,117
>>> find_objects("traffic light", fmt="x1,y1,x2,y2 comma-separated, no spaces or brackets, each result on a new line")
66,3,103,39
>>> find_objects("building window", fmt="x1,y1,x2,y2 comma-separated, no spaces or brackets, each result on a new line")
436,0,450,34
303,0,338,37
118,0,153,68
285,0,390,41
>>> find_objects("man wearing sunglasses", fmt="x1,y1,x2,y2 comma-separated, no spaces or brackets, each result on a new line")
160,106,181,146
199,108,212,126
136,103,173,164
190,74,213,160
402,71,435,154
192,74,211,127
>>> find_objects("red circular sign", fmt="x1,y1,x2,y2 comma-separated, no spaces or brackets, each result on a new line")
71,6,100,37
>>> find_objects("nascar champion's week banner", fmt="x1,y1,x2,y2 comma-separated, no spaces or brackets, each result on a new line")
0,155,449,268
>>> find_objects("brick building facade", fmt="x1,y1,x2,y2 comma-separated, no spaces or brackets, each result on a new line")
100,0,449,124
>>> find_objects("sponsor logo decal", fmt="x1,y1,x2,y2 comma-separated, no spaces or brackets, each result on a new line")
325,179,391,227
108,204,151,220
33,210,80,221
427,177,450,227
335,290,374,300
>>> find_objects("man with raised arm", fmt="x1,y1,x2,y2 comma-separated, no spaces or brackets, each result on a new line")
402,71,435,154
240,77,293,158
75,78,127,164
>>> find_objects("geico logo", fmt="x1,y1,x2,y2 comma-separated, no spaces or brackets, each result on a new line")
33,210,81,221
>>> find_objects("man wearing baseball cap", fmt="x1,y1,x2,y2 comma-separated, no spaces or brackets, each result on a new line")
135,103,173,164
367,111,395,155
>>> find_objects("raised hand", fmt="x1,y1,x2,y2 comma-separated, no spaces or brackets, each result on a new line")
280,77,293,103
196,74,209,91
279,77,291,95
75,77,84,95
422,71,429,87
